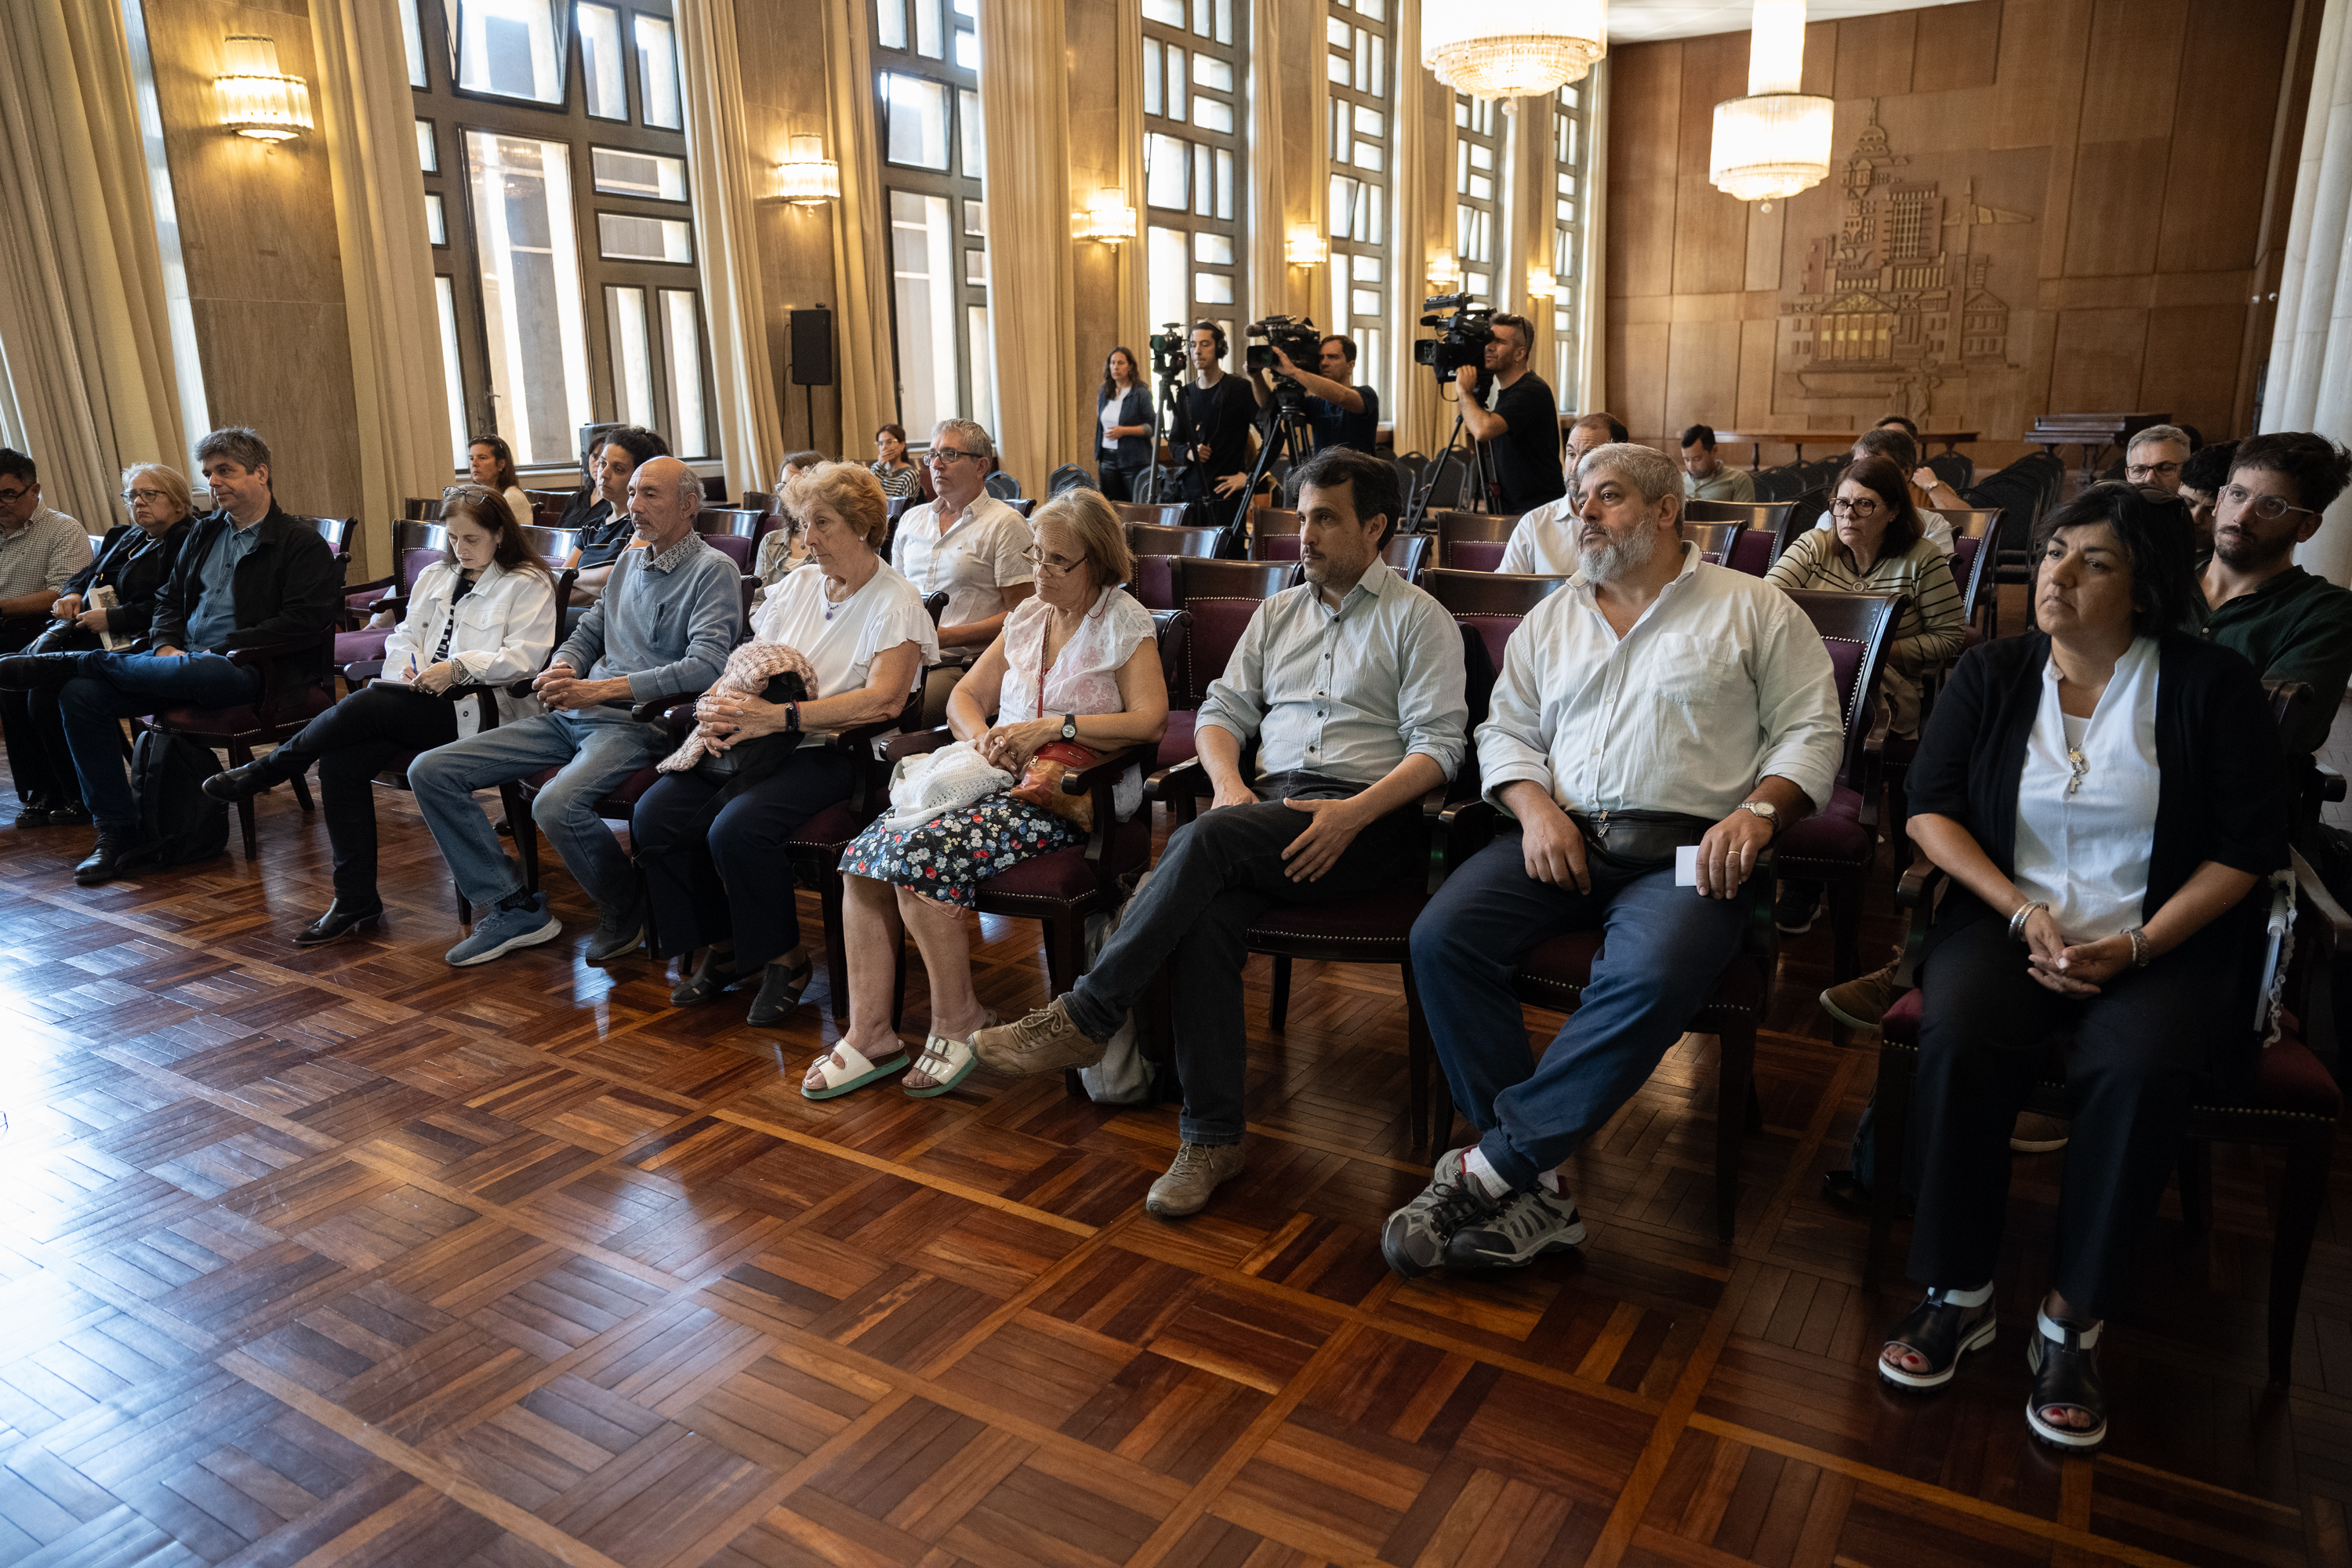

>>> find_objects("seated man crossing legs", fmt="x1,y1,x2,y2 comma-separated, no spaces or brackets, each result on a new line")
971,446,1468,1218
407,455,740,967
1388,443,1845,1275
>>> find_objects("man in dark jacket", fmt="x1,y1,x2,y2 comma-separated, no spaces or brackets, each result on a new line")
0,426,339,885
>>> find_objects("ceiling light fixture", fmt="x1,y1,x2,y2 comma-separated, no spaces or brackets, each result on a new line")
1708,0,1832,208
1421,0,1607,103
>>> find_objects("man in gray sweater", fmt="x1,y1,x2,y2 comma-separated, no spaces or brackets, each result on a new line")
410,455,740,967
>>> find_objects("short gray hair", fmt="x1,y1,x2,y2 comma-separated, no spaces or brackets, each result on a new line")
673,470,704,514
2128,423,2191,455
931,418,996,464
119,462,193,518
1578,441,1682,510
194,426,270,474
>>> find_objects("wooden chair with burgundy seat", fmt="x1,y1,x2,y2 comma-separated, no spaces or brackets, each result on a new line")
1420,567,1570,679
1383,533,1432,580
695,508,767,539
1685,499,1797,536
1726,528,1776,576
1865,844,2348,1383
1443,538,1510,572
334,546,445,677
1432,510,1519,546
137,626,338,858
702,532,756,572
1688,520,1744,564
312,517,361,591
1926,506,2001,541
343,527,446,630
1125,521,1225,610
1769,589,1905,1044
1143,557,1295,785
1114,501,1191,528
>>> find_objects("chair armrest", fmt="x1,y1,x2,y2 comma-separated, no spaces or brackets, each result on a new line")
1741,848,1780,964
1893,863,1950,989
1059,742,1154,797
1853,698,1892,829
2288,849,2352,1029
884,725,954,764
1145,756,1209,826
2320,762,2347,804
343,659,386,684
343,574,394,603
223,633,331,723
629,687,709,723
1436,797,1501,880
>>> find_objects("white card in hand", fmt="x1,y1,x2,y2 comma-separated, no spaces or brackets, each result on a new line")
1675,845,1700,887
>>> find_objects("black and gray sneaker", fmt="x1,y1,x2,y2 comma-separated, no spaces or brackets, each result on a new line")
1442,1183,1587,1269
1380,1148,1497,1279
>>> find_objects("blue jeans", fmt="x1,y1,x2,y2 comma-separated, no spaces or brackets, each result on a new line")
1410,834,1752,1191
56,652,260,831
407,710,665,913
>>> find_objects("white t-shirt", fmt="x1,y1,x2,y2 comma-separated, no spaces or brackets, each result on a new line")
2011,636,2161,942
1099,399,1120,453
1496,496,1579,575
1000,586,1156,818
750,558,940,700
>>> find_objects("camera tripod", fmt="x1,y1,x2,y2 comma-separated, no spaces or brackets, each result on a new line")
1140,365,1198,506
1218,380,1319,557
1401,384,1497,533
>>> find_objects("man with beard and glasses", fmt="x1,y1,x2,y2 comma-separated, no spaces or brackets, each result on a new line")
1382,443,1845,1277
968,445,1466,1222
2189,431,2352,759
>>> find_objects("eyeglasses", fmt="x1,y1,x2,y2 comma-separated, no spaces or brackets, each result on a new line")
2220,482,2319,524
1020,546,1083,575
2125,461,2183,480
1829,498,1883,517
927,447,985,466
0,486,30,506
120,488,171,504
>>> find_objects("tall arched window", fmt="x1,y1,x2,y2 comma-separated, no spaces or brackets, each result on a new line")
1454,94,1501,301
1142,0,1245,359
1326,0,1388,391
1549,79,1589,408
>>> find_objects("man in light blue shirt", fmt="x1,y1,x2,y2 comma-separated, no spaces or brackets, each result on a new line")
973,447,1467,1221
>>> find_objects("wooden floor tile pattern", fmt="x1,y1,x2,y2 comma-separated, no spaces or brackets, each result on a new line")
1,722,2350,1568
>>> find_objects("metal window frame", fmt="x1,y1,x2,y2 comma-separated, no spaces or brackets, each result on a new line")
874,0,987,441
1325,0,1388,393
1142,0,1247,349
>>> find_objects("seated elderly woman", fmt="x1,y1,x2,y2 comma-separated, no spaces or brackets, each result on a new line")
634,461,939,1025
1879,482,2285,1453
804,488,1167,1098
205,488,558,944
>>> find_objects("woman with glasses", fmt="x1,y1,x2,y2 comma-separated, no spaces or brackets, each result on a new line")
201,490,557,945
6,464,194,829
1875,482,2283,1453
870,423,921,500
466,434,532,531
813,488,1166,1098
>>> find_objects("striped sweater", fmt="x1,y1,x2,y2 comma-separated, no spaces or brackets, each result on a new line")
1764,527,1964,737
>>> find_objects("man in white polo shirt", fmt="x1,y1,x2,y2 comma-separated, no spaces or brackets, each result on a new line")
891,418,1033,662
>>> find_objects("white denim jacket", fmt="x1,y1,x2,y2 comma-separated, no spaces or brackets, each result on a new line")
381,560,559,736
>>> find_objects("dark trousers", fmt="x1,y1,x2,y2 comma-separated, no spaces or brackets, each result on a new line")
1098,459,1145,503
631,749,856,971
1907,915,2244,1319
0,616,71,805
1062,794,1417,1147
267,682,459,902
1410,835,1753,1190
53,651,260,830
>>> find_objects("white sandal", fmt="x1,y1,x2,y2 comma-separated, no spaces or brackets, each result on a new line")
904,1011,994,1098
800,1040,909,1100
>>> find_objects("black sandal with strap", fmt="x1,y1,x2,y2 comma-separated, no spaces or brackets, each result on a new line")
1878,1287,1997,1391
746,955,815,1026
2025,1309,2107,1450
670,946,738,1007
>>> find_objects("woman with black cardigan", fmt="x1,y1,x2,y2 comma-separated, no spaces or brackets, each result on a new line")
1878,482,2287,1452
1094,347,1152,500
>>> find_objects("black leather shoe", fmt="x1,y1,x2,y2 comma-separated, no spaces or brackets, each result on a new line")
0,652,87,689
745,955,815,1026
45,801,91,827
12,795,53,829
670,946,739,1006
295,898,385,946
74,831,127,887
204,756,292,802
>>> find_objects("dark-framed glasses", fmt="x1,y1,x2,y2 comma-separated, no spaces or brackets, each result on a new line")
1020,546,1083,575
121,487,171,505
1829,497,1883,517
927,446,985,466
2125,460,2183,481
2220,483,2318,524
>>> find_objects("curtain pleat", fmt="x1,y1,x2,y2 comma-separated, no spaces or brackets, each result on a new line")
1247,0,1287,330
826,0,899,466
1577,59,1609,419
2272,0,2352,584
1385,2,1445,461
978,0,1077,495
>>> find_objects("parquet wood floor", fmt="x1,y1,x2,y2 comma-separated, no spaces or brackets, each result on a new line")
2,723,2350,1568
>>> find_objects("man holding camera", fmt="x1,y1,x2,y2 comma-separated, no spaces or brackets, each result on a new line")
1250,332,1380,455
1453,314,1565,514
1185,323,1260,499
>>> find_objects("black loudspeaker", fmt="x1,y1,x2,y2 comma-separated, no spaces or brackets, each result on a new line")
790,307,835,387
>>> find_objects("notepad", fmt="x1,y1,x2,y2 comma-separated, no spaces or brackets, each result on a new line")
1675,845,1700,887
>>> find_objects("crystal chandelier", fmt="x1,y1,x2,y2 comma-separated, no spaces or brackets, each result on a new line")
215,35,312,143
1709,0,1831,205
1421,1,1607,103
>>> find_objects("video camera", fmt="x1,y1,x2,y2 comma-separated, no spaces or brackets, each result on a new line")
1244,314,1324,376
1412,292,1494,377
1148,324,1191,380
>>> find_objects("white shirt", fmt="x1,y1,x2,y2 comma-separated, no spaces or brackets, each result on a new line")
751,558,940,699
382,560,559,736
891,494,1034,644
2011,636,2161,942
1496,497,1579,575
1479,543,1846,820
1098,399,1120,452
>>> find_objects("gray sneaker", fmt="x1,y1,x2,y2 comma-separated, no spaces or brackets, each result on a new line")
970,997,1107,1075
445,894,562,967
584,895,646,964
1145,1143,1245,1218
1441,1183,1587,1269
1379,1147,1491,1279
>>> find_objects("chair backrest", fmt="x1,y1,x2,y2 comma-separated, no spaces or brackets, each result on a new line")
1684,499,1795,534
984,470,1022,500
1130,555,1177,610
1929,506,1999,540
87,533,107,556
1127,521,1223,557
1384,532,1432,579
1152,608,1192,713
397,521,449,558
1949,533,1998,630
1172,557,1294,704
1433,509,1519,546
1443,538,1510,572
741,489,779,514
1777,488,1828,558
403,496,445,521
1686,521,1743,560
314,516,360,558
705,532,756,571
1926,450,1975,493
1254,506,1303,537
1250,533,1303,562
696,507,765,538
397,545,441,596
521,525,582,566
1421,567,1568,675
1048,463,1098,496
1115,500,1191,528
886,495,919,524
922,590,949,625
1726,529,1774,576
1781,588,1904,787
738,574,757,626
1751,465,1808,502
1004,497,1036,517
754,510,793,541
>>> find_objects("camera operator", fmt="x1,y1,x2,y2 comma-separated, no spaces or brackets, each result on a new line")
1452,314,1564,513
1250,334,1380,454
1185,323,1259,499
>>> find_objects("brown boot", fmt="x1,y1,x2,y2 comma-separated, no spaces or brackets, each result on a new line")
1820,963,1902,1036
970,996,1107,1074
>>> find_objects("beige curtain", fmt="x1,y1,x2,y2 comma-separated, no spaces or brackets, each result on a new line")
1385,3,1446,459
679,0,782,500
1116,4,1149,354
2274,0,2352,583
979,0,1078,495
1247,0,1287,328
0,0,184,533
1576,59,1609,417
825,0,898,466
1509,95,1550,388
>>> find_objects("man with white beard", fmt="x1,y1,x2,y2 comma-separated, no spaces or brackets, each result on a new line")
1385,442,1846,1276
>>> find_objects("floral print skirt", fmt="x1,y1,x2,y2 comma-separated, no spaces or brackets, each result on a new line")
840,791,1079,909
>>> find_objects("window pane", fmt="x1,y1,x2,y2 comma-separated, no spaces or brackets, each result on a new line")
1327,16,1350,46
953,26,978,68
875,0,906,49
579,4,625,118
962,198,985,236
1149,226,1187,331
1192,96,1232,133
1352,289,1379,316
416,118,437,172
462,130,591,465
1193,143,1210,216
1192,53,1232,91
1214,148,1232,220
1355,143,1383,173
1327,51,1348,85
1143,0,1184,22
1195,271,1231,303
1354,105,1383,139
1192,231,1231,264
635,16,681,129
401,0,426,86
889,190,957,440
662,289,705,457
592,147,688,199
1353,255,1380,281
964,248,986,286
457,0,564,103
881,73,950,169
965,303,994,431
1145,133,1187,208
1167,46,1185,117
607,285,654,427
597,212,693,263
425,192,446,245
1215,0,1231,44
914,0,942,57
1143,39,1161,115
957,89,982,174
436,278,468,467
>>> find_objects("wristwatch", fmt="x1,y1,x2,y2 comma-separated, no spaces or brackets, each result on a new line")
1737,800,1779,833
1061,712,1077,742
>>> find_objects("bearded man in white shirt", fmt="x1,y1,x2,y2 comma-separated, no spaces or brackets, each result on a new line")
1385,443,1846,1277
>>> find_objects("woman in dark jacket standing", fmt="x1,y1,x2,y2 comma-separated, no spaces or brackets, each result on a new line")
1876,483,2287,1452
1094,347,1152,501
9,463,194,826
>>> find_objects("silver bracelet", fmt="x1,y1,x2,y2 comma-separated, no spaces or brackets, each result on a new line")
2125,926,2151,968
2008,900,2045,941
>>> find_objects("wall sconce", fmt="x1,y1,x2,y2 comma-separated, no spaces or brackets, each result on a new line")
1426,250,1462,291
215,35,312,142
775,135,840,204
1073,189,1138,244
1286,227,1328,267
1526,266,1558,299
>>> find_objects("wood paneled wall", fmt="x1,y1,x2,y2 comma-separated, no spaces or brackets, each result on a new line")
1605,0,2310,466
